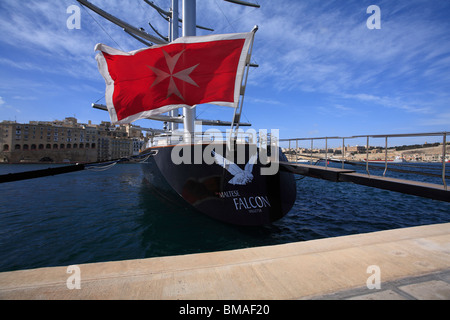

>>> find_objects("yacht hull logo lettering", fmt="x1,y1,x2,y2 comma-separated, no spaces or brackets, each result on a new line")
233,196,271,211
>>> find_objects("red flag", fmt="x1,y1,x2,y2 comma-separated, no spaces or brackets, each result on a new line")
95,31,255,124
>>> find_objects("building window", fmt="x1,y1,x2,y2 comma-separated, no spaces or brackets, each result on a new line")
15,144,21,150
46,144,51,149
39,144,44,150
60,144,65,149
31,144,36,150
79,143,84,149
73,144,78,149
23,144,29,150
53,144,58,149
67,144,71,149
3,144,9,151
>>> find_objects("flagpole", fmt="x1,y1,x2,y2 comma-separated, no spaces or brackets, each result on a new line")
169,0,179,132
182,0,196,141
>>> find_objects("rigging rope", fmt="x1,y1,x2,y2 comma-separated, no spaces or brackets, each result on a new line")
85,161,118,171
81,4,124,50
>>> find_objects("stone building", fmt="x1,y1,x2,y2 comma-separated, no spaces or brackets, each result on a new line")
0,118,97,163
0,118,147,163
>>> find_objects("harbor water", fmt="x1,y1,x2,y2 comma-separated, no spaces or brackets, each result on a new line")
0,161,449,272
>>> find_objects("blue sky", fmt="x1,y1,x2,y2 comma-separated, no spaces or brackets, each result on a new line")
0,0,449,147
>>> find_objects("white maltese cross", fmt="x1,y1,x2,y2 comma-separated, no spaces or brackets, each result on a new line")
148,49,199,100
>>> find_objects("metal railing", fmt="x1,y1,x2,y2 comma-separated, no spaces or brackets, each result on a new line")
145,129,279,151
147,130,258,147
280,131,449,190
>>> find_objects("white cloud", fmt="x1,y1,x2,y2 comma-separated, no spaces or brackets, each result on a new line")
244,1,450,116
0,0,167,81
245,96,284,106
334,104,353,112
341,93,433,114
0,96,21,114
420,113,450,127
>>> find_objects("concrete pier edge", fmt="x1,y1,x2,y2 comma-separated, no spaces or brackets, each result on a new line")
0,222,449,300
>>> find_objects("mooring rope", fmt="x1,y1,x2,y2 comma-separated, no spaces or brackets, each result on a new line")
0,151,156,184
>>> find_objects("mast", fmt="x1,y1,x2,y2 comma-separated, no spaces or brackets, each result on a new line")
171,0,179,40
76,0,167,45
169,0,179,132
182,0,196,140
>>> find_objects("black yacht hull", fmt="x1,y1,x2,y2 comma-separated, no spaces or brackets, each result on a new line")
141,143,296,226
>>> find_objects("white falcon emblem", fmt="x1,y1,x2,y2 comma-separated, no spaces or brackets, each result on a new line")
212,151,257,185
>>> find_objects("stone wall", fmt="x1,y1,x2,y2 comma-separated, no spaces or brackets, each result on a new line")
0,147,97,163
